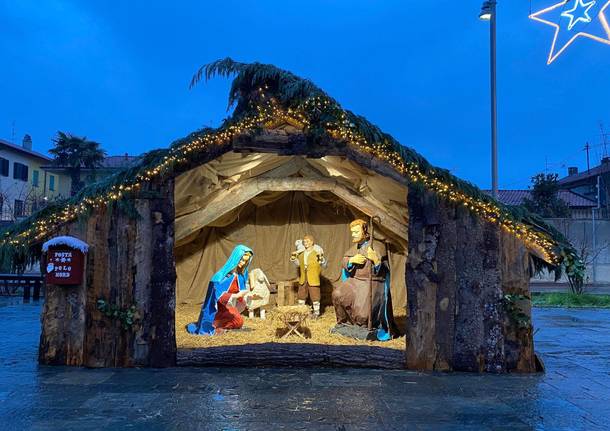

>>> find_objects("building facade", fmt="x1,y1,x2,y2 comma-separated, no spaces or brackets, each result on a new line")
41,154,140,194
1,137,139,224
560,158,610,219
0,137,69,223
484,189,597,219
488,185,609,285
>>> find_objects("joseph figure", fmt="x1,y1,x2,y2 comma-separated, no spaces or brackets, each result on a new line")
332,219,396,341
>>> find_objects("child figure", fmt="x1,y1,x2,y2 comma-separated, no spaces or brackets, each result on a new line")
247,268,271,319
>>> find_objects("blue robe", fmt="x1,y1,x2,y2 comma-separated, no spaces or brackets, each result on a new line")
186,245,253,335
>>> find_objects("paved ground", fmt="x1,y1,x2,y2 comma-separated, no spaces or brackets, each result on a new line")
1,297,609,430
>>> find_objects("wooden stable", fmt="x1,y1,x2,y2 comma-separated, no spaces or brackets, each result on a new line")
6,60,570,372
37,125,536,372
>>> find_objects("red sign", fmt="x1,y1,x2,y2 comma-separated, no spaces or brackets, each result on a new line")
45,246,85,285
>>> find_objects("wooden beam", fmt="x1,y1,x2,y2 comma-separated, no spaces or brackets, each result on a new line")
257,177,407,243
260,157,327,179
330,185,408,244
257,177,334,192
233,133,345,158
258,178,406,238
175,179,263,244
175,176,408,245
260,157,305,178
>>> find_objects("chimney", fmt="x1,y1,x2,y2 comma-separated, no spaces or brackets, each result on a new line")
568,166,578,176
602,157,610,165
22,134,32,151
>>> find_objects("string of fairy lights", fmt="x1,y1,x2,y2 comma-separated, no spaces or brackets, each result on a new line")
2,92,558,264
302,97,557,263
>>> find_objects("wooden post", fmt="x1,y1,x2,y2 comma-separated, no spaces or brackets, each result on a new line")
277,282,285,306
287,281,297,305
23,281,31,301
33,279,41,301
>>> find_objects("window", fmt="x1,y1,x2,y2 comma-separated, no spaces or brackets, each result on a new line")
0,158,8,177
49,175,55,191
13,162,28,181
14,199,24,218
32,170,39,187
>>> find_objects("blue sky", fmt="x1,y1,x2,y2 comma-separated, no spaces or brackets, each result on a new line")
1,0,609,189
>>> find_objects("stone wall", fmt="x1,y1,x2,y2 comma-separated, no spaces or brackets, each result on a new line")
406,189,535,373
39,179,177,367
534,218,610,286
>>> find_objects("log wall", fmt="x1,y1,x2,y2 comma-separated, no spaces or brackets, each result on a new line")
39,179,177,367
406,188,535,373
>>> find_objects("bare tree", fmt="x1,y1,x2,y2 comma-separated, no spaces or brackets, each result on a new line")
570,239,610,294
0,179,52,223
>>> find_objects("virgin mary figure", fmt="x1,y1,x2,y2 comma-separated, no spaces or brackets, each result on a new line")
186,244,254,335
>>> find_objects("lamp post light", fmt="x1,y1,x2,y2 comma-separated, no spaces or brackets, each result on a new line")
480,1,498,199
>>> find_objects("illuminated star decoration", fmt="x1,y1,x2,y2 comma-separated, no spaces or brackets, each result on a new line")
562,0,596,30
530,0,610,64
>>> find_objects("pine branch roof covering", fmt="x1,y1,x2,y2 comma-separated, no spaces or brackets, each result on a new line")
0,58,583,280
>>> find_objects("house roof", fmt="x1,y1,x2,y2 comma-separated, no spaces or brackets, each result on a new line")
559,159,610,185
0,138,52,162
484,189,597,208
41,155,140,171
100,155,140,169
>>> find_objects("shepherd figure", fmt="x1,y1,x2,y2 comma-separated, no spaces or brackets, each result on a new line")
290,234,327,318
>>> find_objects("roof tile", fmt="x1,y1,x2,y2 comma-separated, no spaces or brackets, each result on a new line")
483,189,596,208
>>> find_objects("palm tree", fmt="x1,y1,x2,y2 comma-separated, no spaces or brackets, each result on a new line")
49,132,106,196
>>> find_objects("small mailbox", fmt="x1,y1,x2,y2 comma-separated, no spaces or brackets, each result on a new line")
42,236,89,286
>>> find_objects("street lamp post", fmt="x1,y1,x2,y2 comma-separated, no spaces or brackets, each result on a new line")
480,1,498,199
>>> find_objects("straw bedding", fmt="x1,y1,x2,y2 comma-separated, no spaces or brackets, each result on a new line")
175,303,407,351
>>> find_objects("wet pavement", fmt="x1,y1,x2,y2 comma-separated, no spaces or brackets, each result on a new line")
1,297,609,430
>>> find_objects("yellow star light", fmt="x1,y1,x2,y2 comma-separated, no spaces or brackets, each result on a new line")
530,0,610,64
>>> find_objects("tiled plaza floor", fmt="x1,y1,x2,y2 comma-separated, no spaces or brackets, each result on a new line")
1,297,609,430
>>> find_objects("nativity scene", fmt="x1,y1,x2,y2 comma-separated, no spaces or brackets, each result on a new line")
180,216,403,348
0,59,584,372
173,148,411,358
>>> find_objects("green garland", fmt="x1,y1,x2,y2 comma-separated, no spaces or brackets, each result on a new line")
96,299,138,330
502,294,531,330
561,249,587,294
